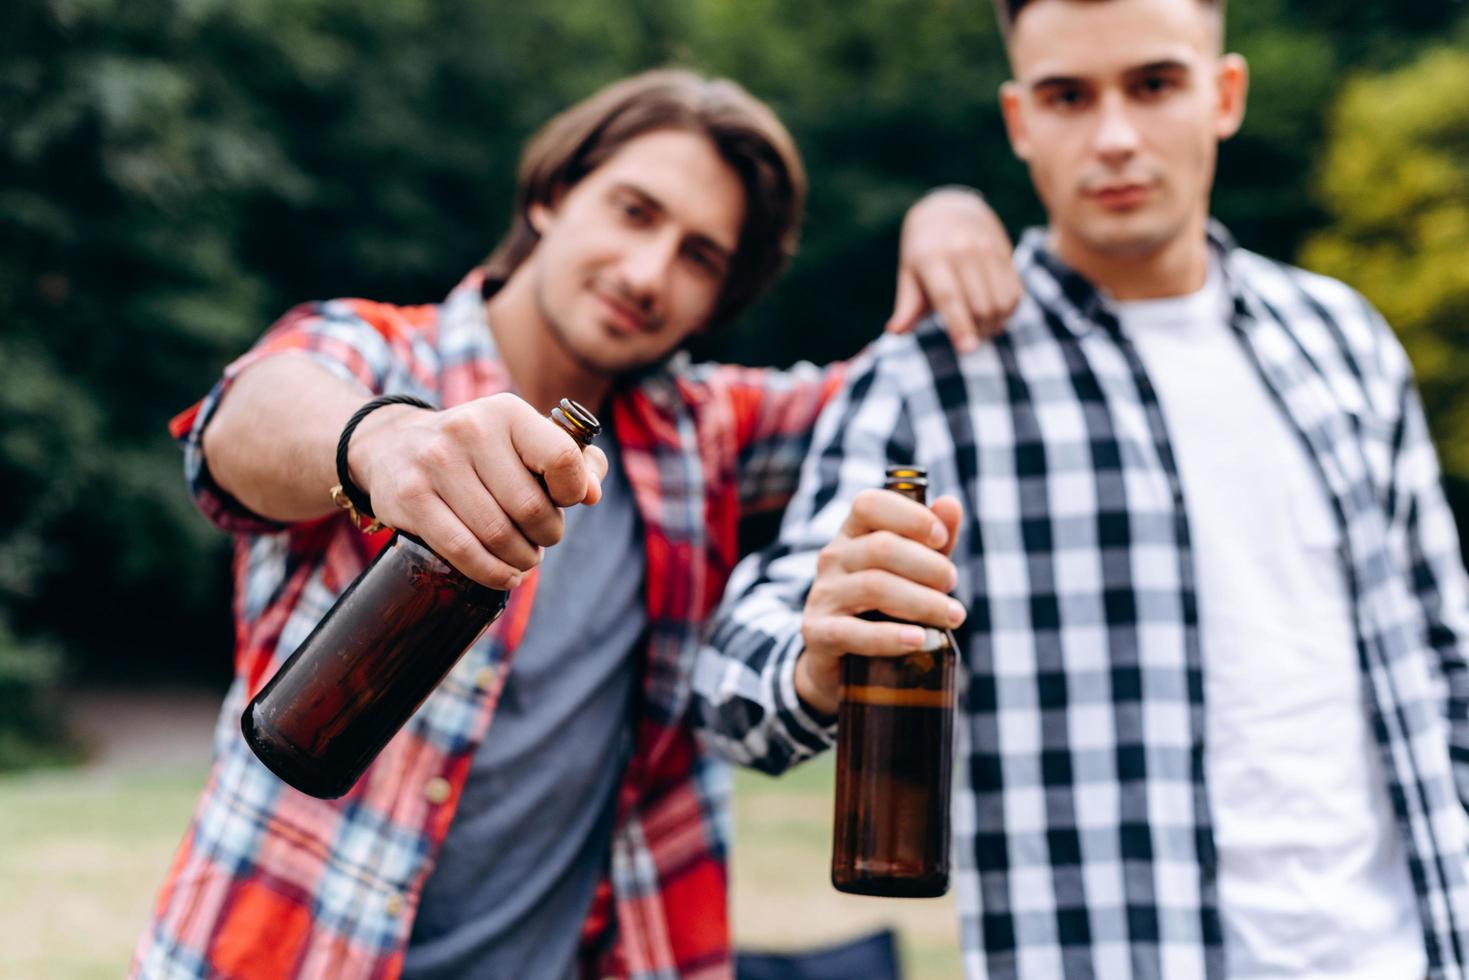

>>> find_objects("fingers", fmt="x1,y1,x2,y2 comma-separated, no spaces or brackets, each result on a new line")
804,616,942,658
414,497,530,591
465,448,565,550
840,488,951,549
582,446,609,506
885,268,926,334
957,258,1006,341
915,260,982,355
827,529,956,592
970,221,1022,338
810,567,966,628
931,495,964,558
797,486,966,709
505,401,601,507
894,186,1021,351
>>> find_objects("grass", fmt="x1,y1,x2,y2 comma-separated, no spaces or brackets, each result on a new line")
0,753,962,979
731,758,963,979
0,766,205,980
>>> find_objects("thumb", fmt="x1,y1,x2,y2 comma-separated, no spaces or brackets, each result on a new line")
931,495,965,557
885,269,925,334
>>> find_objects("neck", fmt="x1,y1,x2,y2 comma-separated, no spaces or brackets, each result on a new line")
484,269,613,416
1051,212,1210,302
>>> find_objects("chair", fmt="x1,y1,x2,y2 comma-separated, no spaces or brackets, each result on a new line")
735,928,902,980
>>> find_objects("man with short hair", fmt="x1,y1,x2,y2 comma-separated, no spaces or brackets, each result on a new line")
699,1,1469,976
132,69,1017,979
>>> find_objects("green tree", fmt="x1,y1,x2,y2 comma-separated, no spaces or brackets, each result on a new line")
1301,40,1469,526
3,0,1467,767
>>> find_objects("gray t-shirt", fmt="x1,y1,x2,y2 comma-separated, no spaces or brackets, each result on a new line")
403,434,645,980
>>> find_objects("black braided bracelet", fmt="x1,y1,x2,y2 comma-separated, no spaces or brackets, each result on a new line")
334,394,433,522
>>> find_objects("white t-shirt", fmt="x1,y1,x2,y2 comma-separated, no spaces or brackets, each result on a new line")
1114,266,1425,979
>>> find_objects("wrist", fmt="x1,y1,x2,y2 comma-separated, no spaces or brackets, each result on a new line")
794,650,839,719
344,403,426,495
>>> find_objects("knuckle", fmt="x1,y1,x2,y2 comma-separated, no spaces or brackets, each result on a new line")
439,529,480,565
378,471,413,503
866,532,896,567
816,544,841,574
854,569,885,605
438,409,481,442
513,485,555,523
485,391,521,416
481,518,517,551
548,441,582,477
419,436,456,471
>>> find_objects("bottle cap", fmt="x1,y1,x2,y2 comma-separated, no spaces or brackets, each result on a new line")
550,398,601,447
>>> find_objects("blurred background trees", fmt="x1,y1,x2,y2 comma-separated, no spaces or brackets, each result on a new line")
2,0,1466,767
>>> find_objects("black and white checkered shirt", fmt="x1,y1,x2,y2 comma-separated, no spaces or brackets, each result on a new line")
694,224,1469,978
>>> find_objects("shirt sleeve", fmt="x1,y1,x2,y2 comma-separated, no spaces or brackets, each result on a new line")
168,299,429,536
691,338,918,773
1386,369,1469,809
695,359,848,517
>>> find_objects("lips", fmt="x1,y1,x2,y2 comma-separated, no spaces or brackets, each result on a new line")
595,291,650,334
1089,183,1151,210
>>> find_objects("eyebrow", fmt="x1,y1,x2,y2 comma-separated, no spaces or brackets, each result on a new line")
611,182,737,262
1029,59,1192,92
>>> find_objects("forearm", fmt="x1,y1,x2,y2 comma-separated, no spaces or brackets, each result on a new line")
201,354,415,522
692,601,837,775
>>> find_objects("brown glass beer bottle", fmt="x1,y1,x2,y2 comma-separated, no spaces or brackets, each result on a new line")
831,465,957,897
241,398,601,799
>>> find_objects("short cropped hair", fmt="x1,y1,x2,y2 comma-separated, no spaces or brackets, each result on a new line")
481,69,806,328
992,0,1225,40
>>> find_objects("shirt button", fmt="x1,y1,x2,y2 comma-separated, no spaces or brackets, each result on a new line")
385,893,406,917
474,665,501,691
424,776,452,805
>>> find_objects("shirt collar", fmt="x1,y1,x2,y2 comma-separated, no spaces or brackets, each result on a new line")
1015,219,1247,339
450,267,690,413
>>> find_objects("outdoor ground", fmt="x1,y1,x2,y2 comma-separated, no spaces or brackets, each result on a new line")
0,689,962,979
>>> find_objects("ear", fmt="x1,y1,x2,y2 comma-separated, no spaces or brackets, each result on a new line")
1215,54,1249,141
527,200,555,235
999,80,1031,162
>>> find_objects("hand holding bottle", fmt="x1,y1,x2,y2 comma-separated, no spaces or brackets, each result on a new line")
346,392,609,589
795,487,966,716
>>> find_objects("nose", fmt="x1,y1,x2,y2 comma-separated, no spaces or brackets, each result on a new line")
619,229,680,301
1093,90,1140,164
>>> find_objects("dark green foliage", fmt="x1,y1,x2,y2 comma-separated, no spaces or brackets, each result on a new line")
1,0,1466,765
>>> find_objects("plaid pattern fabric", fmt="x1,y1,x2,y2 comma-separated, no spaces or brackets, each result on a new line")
132,271,842,980
695,224,1469,979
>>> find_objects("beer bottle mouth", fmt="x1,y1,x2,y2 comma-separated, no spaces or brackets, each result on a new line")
884,465,927,495
551,398,602,446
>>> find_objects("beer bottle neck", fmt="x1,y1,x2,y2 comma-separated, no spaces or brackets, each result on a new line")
883,466,928,505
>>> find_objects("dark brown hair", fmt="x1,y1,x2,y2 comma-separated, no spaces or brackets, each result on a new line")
992,0,1225,39
481,69,806,328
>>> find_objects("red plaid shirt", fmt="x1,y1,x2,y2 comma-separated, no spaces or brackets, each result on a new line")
132,272,842,979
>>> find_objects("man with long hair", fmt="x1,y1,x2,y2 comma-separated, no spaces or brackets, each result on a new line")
132,69,1017,979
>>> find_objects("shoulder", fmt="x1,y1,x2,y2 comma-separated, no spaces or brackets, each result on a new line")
675,357,841,409
1231,247,1411,384
314,298,441,345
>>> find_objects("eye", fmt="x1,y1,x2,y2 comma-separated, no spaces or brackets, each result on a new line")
1042,85,1090,111
615,197,651,224
1132,74,1179,100
683,246,723,278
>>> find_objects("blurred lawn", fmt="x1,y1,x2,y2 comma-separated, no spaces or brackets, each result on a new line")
0,754,961,979
0,768,205,979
